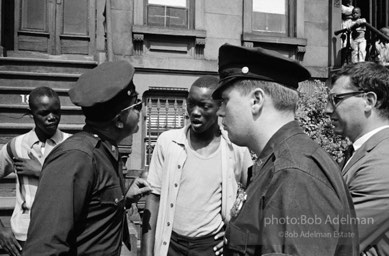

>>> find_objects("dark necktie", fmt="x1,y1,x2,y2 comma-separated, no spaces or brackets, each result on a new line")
341,145,354,169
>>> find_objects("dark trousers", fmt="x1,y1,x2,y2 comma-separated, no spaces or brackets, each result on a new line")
168,231,221,256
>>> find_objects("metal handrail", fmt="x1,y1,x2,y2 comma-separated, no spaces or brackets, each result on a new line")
334,21,389,65
335,21,389,42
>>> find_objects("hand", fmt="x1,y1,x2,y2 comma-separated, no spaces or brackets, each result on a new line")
13,152,41,178
356,19,365,25
126,178,152,203
0,227,22,256
362,246,378,256
213,230,225,256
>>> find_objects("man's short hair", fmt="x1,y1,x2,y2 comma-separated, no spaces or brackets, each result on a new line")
191,75,219,90
29,86,60,110
234,79,299,113
332,62,389,119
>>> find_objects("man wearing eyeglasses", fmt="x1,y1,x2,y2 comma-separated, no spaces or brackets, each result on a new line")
326,61,389,255
23,61,151,255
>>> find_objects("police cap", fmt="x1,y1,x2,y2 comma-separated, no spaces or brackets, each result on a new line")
213,44,311,99
69,60,136,122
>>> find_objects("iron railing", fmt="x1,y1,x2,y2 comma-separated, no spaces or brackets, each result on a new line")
335,21,389,66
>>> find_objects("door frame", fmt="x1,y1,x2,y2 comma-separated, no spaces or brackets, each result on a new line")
13,0,95,56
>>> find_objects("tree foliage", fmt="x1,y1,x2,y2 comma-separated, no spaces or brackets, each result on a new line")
296,80,349,163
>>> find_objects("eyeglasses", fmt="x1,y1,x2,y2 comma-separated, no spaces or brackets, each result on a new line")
121,99,142,112
111,99,142,122
327,91,365,107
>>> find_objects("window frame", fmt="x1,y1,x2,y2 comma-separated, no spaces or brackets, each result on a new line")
251,0,294,36
132,0,206,58
242,0,306,52
245,0,296,37
143,0,195,30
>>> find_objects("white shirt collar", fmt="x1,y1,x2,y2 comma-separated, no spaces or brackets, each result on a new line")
353,125,389,151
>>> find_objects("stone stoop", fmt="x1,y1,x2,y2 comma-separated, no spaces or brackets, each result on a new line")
0,57,98,144
0,56,97,255
0,173,16,255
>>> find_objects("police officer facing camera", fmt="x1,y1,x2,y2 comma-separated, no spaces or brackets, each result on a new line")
213,44,359,256
23,61,151,255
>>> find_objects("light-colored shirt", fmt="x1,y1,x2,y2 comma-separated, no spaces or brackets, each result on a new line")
0,129,71,241
349,18,367,40
173,136,223,237
344,126,389,169
147,125,252,256
354,126,389,151
341,4,354,29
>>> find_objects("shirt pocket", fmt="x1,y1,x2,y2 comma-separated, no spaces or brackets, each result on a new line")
226,222,249,254
99,185,124,208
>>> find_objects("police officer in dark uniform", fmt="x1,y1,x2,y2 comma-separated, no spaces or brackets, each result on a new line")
212,44,359,256
23,61,152,255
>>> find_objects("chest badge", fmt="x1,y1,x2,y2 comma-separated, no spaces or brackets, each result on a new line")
231,183,247,218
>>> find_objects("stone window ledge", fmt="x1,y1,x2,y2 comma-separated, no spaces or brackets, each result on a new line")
242,33,307,46
242,33,307,60
132,26,207,58
132,25,206,38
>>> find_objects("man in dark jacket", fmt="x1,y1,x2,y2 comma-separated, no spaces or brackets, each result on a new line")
212,44,359,256
23,61,151,255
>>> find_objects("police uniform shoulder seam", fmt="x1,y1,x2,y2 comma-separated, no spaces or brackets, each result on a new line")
272,166,336,193
55,132,99,156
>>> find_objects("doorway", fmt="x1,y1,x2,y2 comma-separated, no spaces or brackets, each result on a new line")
11,0,95,56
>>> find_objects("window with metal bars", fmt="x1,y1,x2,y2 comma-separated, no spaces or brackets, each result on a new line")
144,88,188,166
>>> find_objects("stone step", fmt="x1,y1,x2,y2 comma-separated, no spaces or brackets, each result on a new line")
0,70,79,89
0,174,17,255
0,57,97,74
0,57,95,144
0,197,15,210
0,112,83,126
0,86,75,106
0,173,16,199
0,56,98,254
0,104,83,125
0,77,77,90
0,173,16,232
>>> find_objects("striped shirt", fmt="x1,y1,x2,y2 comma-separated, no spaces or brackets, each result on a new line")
0,129,71,241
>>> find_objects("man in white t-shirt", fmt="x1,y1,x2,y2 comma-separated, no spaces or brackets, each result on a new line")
141,76,252,256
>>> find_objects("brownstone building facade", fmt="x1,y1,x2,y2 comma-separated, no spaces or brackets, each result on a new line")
0,0,388,253
1,0,388,170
